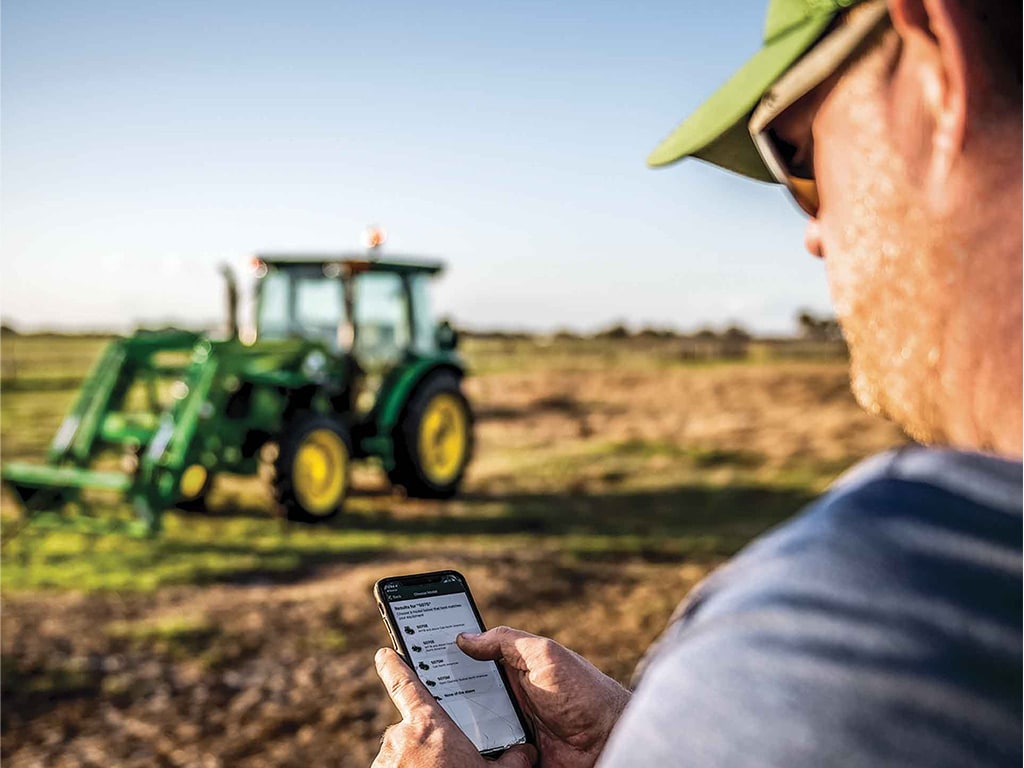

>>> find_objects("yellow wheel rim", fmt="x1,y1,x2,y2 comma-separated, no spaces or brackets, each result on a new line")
179,464,208,499
293,428,348,515
418,393,468,485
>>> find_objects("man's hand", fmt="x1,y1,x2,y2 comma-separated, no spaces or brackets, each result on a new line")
372,647,538,768
457,627,630,768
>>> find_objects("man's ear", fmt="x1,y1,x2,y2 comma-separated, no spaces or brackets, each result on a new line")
887,0,972,186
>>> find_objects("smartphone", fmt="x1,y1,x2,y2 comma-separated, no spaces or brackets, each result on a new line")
373,570,532,757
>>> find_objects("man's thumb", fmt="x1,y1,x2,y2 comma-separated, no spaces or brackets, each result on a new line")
494,743,537,768
455,629,500,659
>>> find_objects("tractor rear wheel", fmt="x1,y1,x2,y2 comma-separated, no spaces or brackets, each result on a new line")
389,372,473,499
274,413,351,523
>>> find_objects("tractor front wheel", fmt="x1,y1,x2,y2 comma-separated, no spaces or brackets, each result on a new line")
389,372,473,499
274,413,351,523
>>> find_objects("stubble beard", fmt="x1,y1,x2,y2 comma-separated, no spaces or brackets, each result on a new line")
824,59,954,446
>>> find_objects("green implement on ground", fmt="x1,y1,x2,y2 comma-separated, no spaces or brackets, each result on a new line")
2,254,473,535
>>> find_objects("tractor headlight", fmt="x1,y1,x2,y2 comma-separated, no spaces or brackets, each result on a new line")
302,350,328,380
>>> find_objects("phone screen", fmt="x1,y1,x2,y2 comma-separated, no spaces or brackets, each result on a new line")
377,572,528,754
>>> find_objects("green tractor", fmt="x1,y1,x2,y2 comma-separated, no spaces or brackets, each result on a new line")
2,253,473,535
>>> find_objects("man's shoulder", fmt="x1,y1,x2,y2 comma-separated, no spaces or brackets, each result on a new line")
667,446,1021,633
600,447,1022,768
778,444,1022,546
826,444,1022,516
749,444,1020,576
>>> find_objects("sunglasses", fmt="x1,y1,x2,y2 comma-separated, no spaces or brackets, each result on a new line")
749,0,890,217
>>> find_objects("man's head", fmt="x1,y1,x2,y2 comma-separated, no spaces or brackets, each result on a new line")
653,0,1022,455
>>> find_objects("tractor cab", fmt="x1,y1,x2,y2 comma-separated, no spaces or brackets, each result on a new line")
252,255,455,375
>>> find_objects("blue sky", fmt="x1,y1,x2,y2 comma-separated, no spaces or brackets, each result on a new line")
1,0,833,334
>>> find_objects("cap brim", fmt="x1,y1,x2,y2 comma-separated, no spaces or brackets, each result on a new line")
647,14,834,182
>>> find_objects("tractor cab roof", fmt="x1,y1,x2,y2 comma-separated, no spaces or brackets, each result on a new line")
255,253,444,276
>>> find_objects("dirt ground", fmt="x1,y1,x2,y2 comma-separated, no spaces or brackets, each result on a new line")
1,347,905,767
3,557,705,768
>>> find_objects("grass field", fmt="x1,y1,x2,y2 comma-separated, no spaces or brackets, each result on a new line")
0,333,905,767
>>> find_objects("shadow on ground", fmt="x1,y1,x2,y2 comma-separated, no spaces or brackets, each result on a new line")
3,482,816,591
342,483,817,559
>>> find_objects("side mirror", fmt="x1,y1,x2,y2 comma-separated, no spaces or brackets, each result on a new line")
435,320,459,351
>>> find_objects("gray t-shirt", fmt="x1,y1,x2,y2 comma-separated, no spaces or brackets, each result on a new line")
599,447,1022,767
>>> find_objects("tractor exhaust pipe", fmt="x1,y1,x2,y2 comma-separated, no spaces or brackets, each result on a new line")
220,264,239,340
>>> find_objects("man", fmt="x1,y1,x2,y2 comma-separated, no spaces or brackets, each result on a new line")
372,0,1022,764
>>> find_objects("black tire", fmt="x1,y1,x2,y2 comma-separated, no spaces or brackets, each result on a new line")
388,371,473,499
273,412,352,523
174,492,210,513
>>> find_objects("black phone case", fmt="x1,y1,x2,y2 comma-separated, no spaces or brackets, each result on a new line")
373,569,534,757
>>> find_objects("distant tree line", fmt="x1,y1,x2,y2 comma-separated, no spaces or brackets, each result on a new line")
457,311,847,362
459,311,839,344
3,309,845,359
796,310,843,342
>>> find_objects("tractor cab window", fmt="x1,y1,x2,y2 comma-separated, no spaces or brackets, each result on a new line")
294,277,345,349
257,271,291,339
409,274,438,354
257,268,346,349
354,272,410,371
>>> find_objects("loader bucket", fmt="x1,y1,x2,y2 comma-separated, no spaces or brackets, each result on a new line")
1,329,206,536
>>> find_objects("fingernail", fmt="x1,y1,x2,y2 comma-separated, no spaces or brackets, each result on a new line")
374,647,388,666
457,632,480,642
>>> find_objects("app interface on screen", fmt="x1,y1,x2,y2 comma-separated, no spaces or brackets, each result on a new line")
385,576,526,753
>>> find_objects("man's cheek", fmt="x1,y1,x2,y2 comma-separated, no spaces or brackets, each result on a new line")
821,235,858,321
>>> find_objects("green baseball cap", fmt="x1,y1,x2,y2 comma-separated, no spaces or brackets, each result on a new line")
647,0,865,181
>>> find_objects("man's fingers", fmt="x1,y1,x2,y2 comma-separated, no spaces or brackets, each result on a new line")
493,743,538,767
456,625,535,664
375,647,436,720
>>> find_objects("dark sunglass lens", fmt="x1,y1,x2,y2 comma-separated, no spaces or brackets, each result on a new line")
771,131,799,167
770,129,814,181
790,135,815,181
